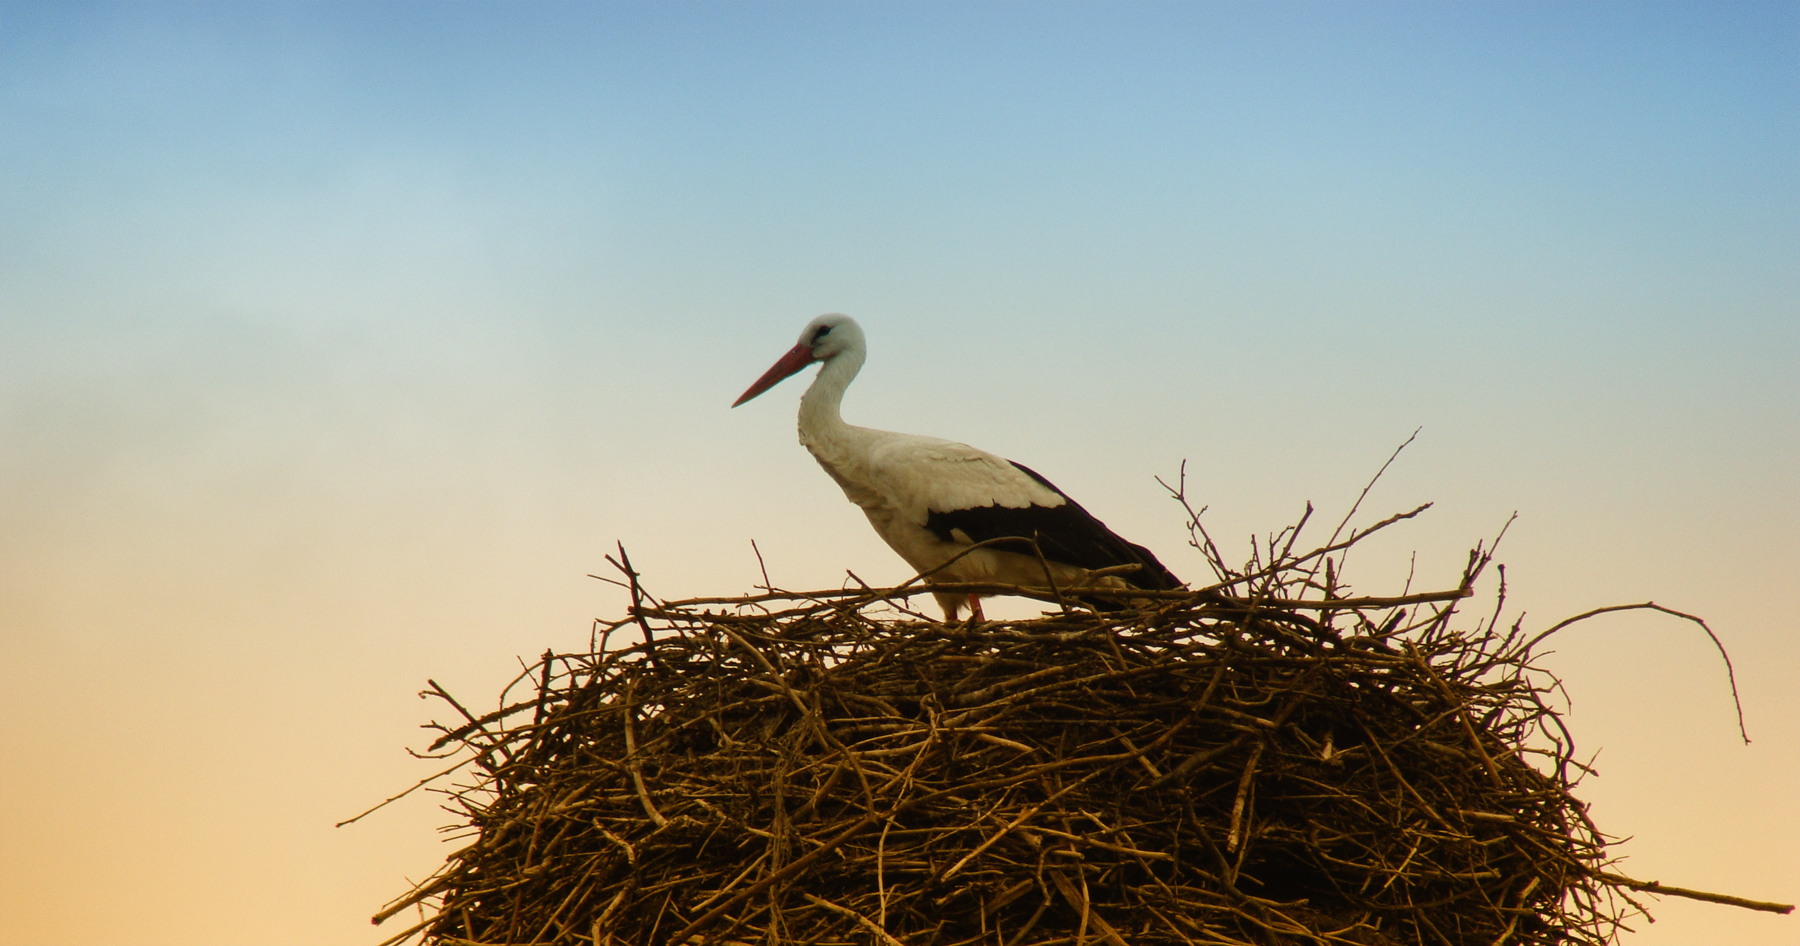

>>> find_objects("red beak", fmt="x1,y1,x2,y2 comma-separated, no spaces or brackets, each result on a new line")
732,343,816,407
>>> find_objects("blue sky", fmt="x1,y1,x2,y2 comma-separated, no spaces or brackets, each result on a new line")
2,3,1796,944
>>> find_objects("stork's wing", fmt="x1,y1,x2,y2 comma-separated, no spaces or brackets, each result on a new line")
926,460,1182,591
857,435,1055,510
861,434,1180,591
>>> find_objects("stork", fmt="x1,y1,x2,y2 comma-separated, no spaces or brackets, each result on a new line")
733,314,1182,621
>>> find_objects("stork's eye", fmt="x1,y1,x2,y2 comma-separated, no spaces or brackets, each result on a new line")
810,325,833,343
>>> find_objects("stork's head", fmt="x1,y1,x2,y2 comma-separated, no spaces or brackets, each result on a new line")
732,314,863,407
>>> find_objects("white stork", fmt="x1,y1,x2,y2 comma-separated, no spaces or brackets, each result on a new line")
733,314,1182,621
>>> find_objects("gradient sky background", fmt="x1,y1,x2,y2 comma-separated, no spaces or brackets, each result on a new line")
2,2,1795,944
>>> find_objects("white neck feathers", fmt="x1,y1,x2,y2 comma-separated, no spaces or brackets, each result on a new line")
798,344,864,442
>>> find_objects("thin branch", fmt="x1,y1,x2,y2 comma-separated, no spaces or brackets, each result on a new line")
1525,602,1749,744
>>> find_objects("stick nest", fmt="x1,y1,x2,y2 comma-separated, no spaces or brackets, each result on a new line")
374,494,1702,946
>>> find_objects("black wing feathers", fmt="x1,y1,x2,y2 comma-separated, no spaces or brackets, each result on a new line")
922,460,1182,591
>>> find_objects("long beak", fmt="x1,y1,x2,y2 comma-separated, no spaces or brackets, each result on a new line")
732,343,815,407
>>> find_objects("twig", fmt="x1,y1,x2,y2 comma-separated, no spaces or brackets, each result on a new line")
622,683,666,828
1601,873,1793,914
1525,602,1750,743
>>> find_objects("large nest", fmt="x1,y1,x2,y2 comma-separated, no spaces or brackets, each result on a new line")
370,488,1780,946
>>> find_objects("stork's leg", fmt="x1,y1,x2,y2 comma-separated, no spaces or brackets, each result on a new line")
932,591,986,624
932,590,963,623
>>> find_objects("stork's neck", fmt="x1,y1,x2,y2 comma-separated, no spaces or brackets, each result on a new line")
798,345,865,446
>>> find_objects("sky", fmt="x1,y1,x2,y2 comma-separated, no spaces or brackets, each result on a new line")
1,2,1795,943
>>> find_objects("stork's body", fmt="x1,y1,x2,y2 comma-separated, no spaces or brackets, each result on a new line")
734,315,1181,620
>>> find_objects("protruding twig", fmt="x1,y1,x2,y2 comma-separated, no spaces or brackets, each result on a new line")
1525,601,1750,744
1602,873,1793,914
